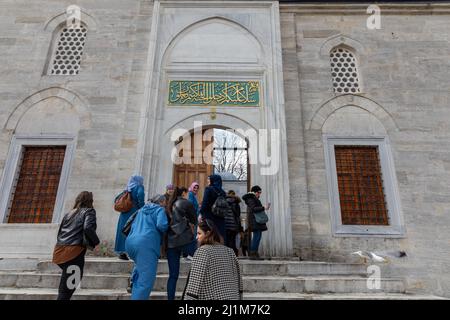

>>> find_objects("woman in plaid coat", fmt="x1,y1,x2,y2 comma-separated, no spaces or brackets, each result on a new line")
183,219,243,300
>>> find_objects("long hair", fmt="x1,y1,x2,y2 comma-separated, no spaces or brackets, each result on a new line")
168,186,187,215
198,219,223,246
73,191,94,210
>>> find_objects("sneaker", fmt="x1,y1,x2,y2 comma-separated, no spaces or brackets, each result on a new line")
126,277,133,293
119,253,129,260
184,255,193,262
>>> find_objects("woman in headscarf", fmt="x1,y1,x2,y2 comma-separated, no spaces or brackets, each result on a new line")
114,175,145,260
199,174,227,242
125,194,168,300
188,181,200,223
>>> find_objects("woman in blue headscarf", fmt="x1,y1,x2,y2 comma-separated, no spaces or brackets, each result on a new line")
114,175,145,260
199,174,227,242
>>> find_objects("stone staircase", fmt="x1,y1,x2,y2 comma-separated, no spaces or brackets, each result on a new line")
0,257,445,300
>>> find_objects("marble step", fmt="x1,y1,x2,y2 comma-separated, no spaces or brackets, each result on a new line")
36,258,368,277
0,272,405,294
0,288,444,300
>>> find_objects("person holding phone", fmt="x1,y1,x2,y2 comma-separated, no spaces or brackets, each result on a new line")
242,185,270,260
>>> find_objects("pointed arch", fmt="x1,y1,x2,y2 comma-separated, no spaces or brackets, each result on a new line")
320,34,366,57
162,16,265,67
308,94,399,133
164,112,257,137
44,8,97,32
4,87,91,132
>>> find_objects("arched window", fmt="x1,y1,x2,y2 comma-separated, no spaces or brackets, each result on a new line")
48,25,87,75
330,47,361,94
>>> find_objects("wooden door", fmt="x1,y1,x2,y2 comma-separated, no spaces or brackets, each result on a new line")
173,129,213,202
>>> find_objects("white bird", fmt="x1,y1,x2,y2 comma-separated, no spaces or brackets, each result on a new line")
351,251,388,263
373,250,407,258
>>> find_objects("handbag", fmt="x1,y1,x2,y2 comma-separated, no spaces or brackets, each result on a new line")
122,210,139,236
171,217,189,235
114,190,134,212
169,201,194,247
253,210,269,224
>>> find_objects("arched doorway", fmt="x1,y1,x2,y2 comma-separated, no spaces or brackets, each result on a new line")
172,127,249,203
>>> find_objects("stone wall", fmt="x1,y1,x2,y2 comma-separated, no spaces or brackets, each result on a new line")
281,3,450,296
0,0,154,251
1,0,449,297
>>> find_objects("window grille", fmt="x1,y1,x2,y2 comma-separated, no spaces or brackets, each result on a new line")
8,146,66,223
334,146,389,225
49,26,87,75
330,47,361,94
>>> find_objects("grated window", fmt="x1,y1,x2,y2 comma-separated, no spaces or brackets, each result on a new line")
334,146,389,226
7,146,66,223
49,26,87,75
330,47,361,94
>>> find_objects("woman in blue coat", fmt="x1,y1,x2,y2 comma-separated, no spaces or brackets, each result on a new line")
125,197,168,300
199,174,227,242
114,175,145,260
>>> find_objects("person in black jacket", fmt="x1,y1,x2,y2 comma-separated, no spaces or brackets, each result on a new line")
53,191,100,300
225,190,241,255
166,186,197,300
199,174,227,242
242,185,270,260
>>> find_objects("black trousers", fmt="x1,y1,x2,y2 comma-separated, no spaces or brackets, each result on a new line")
57,250,86,300
225,230,238,255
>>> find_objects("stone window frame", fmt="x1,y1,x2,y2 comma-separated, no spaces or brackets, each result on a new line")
0,135,76,224
323,136,405,237
320,35,366,95
42,8,97,77
45,23,88,76
329,46,362,94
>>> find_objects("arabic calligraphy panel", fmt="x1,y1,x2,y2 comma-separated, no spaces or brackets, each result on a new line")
168,80,260,107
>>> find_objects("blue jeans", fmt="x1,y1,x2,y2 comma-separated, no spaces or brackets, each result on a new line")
166,240,197,300
250,230,262,252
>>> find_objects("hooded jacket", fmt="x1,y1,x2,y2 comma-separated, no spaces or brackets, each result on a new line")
225,195,241,231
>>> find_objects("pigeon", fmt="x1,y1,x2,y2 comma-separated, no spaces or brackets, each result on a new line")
351,251,388,263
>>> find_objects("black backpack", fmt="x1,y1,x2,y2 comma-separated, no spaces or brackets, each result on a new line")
211,189,232,219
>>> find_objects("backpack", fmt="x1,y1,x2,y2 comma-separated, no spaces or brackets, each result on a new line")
211,189,233,219
114,190,133,212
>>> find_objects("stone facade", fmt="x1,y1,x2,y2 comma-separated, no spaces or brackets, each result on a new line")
0,1,449,297
280,3,450,297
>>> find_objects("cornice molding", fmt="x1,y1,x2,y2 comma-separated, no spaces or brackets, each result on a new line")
280,2,450,15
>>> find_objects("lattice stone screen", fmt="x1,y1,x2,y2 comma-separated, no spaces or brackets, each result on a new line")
330,47,361,94
49,26,87,75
